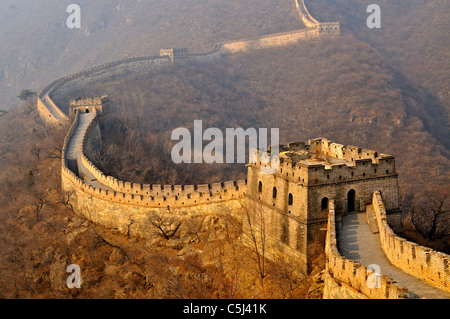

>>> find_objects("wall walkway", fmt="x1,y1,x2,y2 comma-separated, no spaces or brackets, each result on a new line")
324,193,450,299
338,212,450,298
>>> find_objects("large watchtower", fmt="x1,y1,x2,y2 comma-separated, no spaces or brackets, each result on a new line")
245,137,401,273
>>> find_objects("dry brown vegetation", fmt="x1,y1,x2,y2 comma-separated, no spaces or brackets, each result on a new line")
53,34,448,197
51,33,449,255
0,0,303,111
0,105,318,298
0,0,448,298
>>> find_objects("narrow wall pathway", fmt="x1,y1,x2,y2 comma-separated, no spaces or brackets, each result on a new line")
337,212,450,299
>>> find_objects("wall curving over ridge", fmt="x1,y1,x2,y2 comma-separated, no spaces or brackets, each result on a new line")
36,0,341,226
296,0,320,28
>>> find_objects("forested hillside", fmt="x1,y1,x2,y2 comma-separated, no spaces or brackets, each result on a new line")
0,0,302,111
307,0,450,149
52,34,448,199
0,0,448,297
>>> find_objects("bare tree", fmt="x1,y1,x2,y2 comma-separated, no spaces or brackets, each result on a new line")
147,211,181,240
266,256,307,298
183,217,203,242
226,202,267,281
402,190,450,242
206,224,241,298
30,146,41,163
45,127,67,160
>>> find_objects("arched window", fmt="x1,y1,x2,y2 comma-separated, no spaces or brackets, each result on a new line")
273,187,277,199
321,197,329,211
258,181,263,193
288,193,293,206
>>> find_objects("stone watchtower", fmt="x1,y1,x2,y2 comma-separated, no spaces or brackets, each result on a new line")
160,48,189,61
318,22,341,37
69,95,111,130
245,137,401,273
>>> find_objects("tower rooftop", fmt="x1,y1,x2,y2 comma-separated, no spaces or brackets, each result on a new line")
258,137,394,170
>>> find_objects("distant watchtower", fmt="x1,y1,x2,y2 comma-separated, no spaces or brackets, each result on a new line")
246,137,401,273
318,22,341,36
69,96,111,129
160,48,189,61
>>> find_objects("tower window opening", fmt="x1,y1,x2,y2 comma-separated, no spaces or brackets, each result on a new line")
321,197,329,211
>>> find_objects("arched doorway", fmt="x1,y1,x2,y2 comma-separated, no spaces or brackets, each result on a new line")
321,197,329,211
347,189,356,213
85,108,90,114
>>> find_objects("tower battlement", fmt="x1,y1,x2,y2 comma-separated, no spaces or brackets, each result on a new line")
251,137,396,187
160,48,189,61
318,22,341,36
69,96,111,129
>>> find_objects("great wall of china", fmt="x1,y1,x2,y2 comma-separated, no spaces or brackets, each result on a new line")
35,0,449,299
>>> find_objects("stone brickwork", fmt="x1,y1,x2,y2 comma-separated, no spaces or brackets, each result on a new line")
246,138,401,273
222,28,320,54
37,0,340,125
62,166,244,239
318,22,341,37
160,48,189,61
69,96,111,130
37,97,61,126
221,0,340,54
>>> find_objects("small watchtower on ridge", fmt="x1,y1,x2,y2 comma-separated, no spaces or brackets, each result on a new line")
318,22,341,36
69,95,111,129
246,137,402,273
160,48,189,61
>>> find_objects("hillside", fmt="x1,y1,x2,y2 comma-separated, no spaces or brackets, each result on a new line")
307,0,450,150
0,104,319,299
52,34,448,199
0,0,303,111
0,0,448,298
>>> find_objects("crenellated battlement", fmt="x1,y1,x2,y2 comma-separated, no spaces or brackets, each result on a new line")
250,137,397,188
62,165,246,209
78,136,247,204
60,103,248,208
69,96,108,107
160,48,190,61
